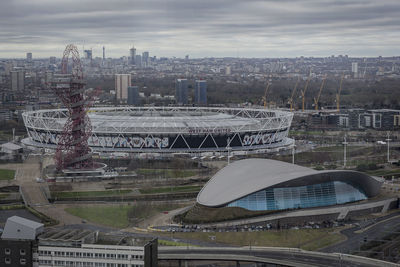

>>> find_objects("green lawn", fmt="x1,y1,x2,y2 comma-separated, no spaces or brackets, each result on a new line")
65,203,185,228
139,185,202,194
167,229,345,250
158,239,194,247
137,168,196,178
65,205,131,228
0,169,15,180
52,189,132,198
0,193,10,199
366,168,400,176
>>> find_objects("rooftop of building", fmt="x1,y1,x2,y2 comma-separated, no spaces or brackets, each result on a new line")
197,158,382,207
38,228,154,247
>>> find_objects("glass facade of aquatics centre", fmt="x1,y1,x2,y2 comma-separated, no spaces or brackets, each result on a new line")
227,181,367,211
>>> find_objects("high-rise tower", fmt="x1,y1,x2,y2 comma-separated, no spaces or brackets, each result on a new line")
115,74,131,101
195,80,207,105
175,79,188,105
130,45,136,65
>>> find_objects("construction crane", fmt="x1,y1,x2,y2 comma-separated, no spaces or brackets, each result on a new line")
313,75,327,110
336,74,345,112
301,71,312,112
263,82,271,108
288,77,300,111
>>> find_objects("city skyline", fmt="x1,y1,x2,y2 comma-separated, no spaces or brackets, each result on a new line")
1,0,399,58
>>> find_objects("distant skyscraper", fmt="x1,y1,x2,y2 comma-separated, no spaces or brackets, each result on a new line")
352,62,358,78
135,55,142,67
49,56,56,64
103,46,105,60
10,70,25,91
128,86,140,105
195,80,207,105
26,52,32,62
115,74,131,101
142,51,149,67
130,46,136,65
225,66,231,75
352,62,358,73
84,49,92,60
175,79,188,105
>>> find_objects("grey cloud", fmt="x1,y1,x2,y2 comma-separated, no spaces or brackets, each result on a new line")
0,0,399,57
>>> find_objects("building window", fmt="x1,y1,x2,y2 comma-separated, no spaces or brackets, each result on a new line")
20,258,27,265
5,248,11,255
20,249,26,255
5,258,11,264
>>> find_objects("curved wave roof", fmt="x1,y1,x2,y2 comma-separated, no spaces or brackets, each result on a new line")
197,158,382,207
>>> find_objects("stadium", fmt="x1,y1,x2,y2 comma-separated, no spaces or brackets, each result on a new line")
22,107,294,155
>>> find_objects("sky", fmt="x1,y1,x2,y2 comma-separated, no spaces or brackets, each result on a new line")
1,0,399,58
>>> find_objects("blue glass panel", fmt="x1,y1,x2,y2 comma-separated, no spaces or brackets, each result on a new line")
227,181,367,211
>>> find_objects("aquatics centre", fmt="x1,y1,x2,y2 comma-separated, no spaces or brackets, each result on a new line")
197,158,383,211
22,107,294,155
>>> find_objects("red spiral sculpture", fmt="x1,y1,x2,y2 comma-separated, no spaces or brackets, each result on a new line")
51,44,93,171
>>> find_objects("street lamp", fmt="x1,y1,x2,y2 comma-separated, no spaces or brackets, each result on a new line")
342,135,348,168
292,138,296,164
386,131,391,163
226,137,232,165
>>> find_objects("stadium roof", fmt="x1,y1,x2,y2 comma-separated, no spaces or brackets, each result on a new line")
197,158,382,207
23,107,293,134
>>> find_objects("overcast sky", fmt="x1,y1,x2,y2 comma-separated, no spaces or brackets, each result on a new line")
1,0,399,58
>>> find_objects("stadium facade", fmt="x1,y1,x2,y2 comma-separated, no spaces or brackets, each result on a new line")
22,107,293,155
197,159,383,211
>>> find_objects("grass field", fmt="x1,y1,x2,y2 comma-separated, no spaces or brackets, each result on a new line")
65,203,185,228
65,205,132,228
0,193,10,199
137,168,196,178
0,169,15,180
158,239,193,246
366,168,400,177
52,189,132,198
139,185,202,194
165,229,345,250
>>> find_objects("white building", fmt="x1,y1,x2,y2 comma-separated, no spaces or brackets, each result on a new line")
351,62,358,78
38,243,145,267
37,229,157,267
115,74,131,101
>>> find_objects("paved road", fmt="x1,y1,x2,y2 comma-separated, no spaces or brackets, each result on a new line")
159,247,397,267
322,210,400,254
15,156,49,206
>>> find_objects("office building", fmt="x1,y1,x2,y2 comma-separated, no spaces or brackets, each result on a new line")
352,62,358,78
38,229,157,267
115,74,131,101
195,80,207,105
1,216,157,267
128,86,140,105
0,216,44,267
142,52,149,67
49,57,56,64
26,52,32,62
135,55,142,67
130,46,136,65
175,79,188,105
11,69,25,90
84,49,92,60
